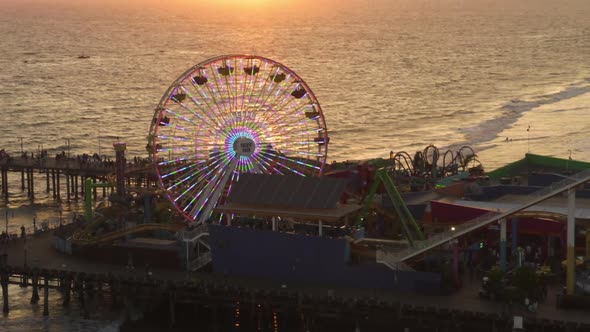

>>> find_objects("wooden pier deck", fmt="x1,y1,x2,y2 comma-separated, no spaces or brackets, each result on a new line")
0,155,155,201
1,230,590,331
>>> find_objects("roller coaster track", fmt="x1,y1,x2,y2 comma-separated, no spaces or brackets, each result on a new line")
72,223,185,246
389,169,590,262
355,168,425,246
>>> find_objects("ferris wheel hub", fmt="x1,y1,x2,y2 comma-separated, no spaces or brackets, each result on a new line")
233,137,256,157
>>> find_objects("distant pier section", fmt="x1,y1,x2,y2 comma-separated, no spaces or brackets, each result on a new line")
0,148,155,202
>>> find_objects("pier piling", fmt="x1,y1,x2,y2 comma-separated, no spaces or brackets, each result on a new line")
51,169,56,198
74,175,78,200
30,168,35,200
169,292,176,327
1,168,7,200
43,276,49,316
66,173,70,202
1,272,8,313
30,273,40,304
56,169,60,200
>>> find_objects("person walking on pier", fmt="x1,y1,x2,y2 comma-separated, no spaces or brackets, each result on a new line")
20,225,26,240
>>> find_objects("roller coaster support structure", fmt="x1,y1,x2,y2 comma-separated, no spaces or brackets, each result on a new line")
356,168,425,246
85,178,113,223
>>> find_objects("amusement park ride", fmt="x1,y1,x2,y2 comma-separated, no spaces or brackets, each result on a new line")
142,54,482,228
61,55,590,300
147,55,329,225
79,54,483,247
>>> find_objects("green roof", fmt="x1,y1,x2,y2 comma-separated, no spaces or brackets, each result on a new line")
486,153,590,180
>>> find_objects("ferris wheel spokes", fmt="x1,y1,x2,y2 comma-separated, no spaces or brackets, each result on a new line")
150,55,329,224
189,156,239,222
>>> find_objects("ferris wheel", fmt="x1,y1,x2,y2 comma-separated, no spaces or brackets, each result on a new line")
148,55,329,224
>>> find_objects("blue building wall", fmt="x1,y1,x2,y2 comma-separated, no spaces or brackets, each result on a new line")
208,225,440,293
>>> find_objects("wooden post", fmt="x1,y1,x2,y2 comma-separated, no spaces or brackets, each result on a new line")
21,271,28,287
93,177,97,200
1,271,8,313
30,273,40,304
66,173,71,202
63,277,71,306
566,188,576,295
25,168,30,196
500,218,507,272
212,303,219,332
109,279,118,310
51,169,56,198
43,276,49,316
56,169,60,200
74,175,78,200
21,169,25,190
29,168,35,200
70,174,75,198
46,169,50,192
3,168,8,200
169,292,176,327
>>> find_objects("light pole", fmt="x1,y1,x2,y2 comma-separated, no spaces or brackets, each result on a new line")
59,202,63,227
18,137,23,157
526,124,531,153
65,138,71,159
98,127,101,156
65,138,71,165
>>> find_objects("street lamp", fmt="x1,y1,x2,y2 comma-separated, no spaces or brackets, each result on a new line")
526,124,531,153
59,203,63,227
18,137,23,157
65,138,71,159
98,127,101,156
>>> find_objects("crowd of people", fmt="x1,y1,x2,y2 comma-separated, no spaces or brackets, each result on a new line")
0,147,152,170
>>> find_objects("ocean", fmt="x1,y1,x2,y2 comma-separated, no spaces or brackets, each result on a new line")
0,0,589,330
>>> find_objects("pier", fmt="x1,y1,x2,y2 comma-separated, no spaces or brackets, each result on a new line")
0,152,156,202
3,148,590,330
1,230,590,331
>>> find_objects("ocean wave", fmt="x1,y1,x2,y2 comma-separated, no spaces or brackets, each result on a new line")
459,80,590,146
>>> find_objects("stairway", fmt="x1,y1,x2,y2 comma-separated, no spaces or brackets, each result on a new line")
181,222,210,249
390,169,590,262
376,248,415,271
180,223,212,271
189,252,212,271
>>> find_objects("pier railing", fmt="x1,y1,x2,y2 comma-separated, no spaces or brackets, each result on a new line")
180,223,210,248
390,169,590,262
376,248,414,271
0,156,152,175
189,252,212,271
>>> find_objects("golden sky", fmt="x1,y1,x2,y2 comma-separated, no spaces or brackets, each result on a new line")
0,0,364,14
0,0,382,25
